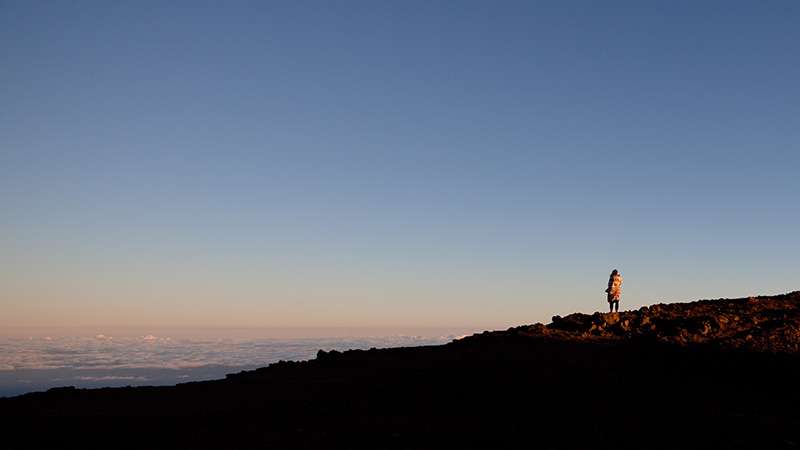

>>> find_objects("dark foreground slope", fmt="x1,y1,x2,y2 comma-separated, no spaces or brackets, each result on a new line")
3,292,800,450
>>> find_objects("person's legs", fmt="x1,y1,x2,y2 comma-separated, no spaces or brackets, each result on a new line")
608,301,614,313
613,300,619,312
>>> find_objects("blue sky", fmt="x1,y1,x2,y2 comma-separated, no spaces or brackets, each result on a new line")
2,1,798,330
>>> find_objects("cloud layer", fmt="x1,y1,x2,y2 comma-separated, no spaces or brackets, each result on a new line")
0,334,456,372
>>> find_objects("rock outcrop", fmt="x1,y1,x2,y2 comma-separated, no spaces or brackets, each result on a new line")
495,291,800,353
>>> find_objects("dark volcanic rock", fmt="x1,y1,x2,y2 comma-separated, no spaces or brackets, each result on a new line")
528,291,800,352
1,292,800,449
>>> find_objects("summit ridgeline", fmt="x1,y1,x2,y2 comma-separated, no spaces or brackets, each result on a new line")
2,292,800,450
470,290,800,353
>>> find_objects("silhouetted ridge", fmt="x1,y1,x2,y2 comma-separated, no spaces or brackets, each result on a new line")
2,291,799,450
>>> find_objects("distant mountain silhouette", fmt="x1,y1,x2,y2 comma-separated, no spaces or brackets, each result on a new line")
2,292,800,449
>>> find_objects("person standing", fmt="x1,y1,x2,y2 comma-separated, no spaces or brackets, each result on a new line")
606,269,623,313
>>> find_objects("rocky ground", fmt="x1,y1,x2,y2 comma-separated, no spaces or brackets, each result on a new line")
2,291,800,449
503,291,800,352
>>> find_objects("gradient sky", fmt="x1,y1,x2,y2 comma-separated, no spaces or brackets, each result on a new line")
2,1,798,330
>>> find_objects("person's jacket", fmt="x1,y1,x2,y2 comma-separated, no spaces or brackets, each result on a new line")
607,274,623,295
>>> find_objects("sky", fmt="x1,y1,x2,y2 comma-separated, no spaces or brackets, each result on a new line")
2,1,798,331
